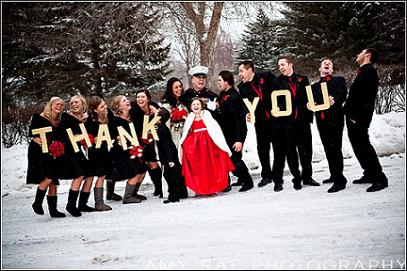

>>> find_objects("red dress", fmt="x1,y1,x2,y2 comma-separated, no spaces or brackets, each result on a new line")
181,119,234,195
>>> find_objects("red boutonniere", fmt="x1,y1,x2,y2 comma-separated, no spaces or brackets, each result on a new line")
297,76,303,83
259,78,265,84
49,140,64,158
129,145,144,159
79,134,95,149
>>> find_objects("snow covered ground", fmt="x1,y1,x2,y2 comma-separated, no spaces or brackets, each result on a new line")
1,112,405,269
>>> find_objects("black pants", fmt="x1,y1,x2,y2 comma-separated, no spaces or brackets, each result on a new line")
317,117,346,184
346,118,385,181
162,163,181,196
286,121,313,180
270,123,290,184
230,148,253,185
254,120,273,180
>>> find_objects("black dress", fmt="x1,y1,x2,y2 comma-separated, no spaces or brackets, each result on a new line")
84,117,114,177
26,113,67,185
60,112,91,180
108,115,147,182
129,103,158,163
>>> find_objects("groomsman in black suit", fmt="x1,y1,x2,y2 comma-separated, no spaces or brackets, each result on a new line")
344,48,388,192
237,60,276,189
271,55,319,191
214,70,254,192
311,58,348,193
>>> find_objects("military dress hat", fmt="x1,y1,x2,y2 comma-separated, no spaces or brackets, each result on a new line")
188,65,209,77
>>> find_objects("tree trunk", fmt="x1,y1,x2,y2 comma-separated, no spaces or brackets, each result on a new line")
180,2,224,90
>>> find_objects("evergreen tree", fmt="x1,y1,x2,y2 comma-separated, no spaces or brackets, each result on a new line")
236,9,283,73
2,2,171,106
276,2,404,80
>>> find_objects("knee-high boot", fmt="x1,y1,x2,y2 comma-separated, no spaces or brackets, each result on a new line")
149,167,163,198
32,187,47,215
47,196,66,217
66,189,82,217
94,187,112,211
78,190,95,212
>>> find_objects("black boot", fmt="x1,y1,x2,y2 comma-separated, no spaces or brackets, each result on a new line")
132,183,147,201
106,180,122,201
163,193,180,204
32,188,47,215
66,189,82,217
149,167,163,198
47,196,66,217
78,191,95,212
177,177,188,199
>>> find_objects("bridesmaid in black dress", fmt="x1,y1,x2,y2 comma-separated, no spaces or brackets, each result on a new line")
130,89,163,198
27,96,66,218
109,95,147,204
85,95,113,211
61,95,95,217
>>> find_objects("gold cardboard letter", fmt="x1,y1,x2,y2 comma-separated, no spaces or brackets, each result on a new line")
271,90,292,117
117,123,140,151
31,126,52,153
95,124,113,149
66,123,91,153
243,97,259,124
142,115,161,141
306,82,331,112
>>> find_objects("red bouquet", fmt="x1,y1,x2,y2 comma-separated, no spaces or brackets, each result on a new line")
79,134,95,149
171,108,188,122
49,140,64,158
129,145,143,159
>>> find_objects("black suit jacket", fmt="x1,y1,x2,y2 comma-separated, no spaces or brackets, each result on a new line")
237,71,276,123
213,87,247,146
271,72,312,124
311,75,347,124
344,63,379,127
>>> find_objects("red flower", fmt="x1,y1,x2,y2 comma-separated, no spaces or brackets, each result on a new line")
141,133,154,145
129,145,143,159
79,134,95,149
49,140,64,158
298,76,303,83
259,78,265,84
171,108,188,122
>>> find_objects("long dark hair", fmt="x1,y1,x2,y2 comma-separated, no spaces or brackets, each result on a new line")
161,77,183,107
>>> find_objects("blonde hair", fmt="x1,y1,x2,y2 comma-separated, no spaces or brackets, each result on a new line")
42,96,65,118
111,95,125,116
69,95,88,114
41,96,65,125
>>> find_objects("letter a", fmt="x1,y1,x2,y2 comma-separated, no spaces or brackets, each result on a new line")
95,124,113,149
